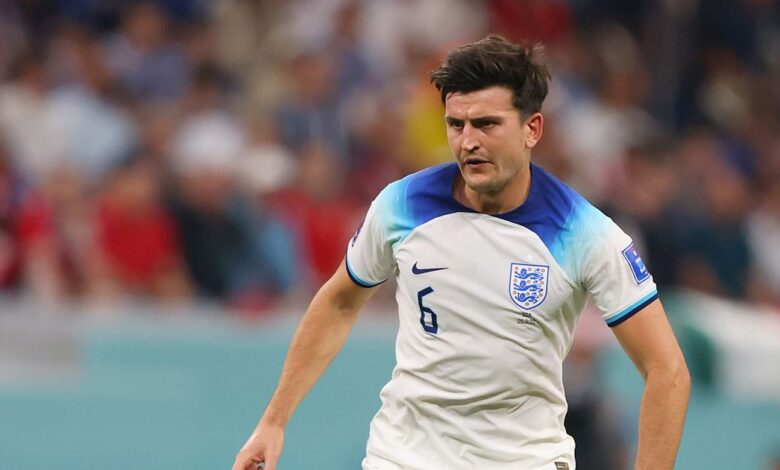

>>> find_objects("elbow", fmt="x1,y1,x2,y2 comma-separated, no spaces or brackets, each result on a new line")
667,356,692,400
682,359,692,389
674,357,692,396
647,354,691,395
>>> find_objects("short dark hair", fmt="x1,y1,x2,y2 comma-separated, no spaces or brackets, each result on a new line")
430,35,551,117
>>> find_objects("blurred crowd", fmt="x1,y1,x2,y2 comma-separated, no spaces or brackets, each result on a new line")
0,0,778,313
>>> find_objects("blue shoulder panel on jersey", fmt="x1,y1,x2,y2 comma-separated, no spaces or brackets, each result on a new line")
492,164,609,279
374,163,465,252
492,164,578,250
375,163,607,280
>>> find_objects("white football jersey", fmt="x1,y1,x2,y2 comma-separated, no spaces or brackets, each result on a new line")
347,163,657,470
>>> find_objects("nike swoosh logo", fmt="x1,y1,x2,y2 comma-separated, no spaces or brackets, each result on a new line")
412,262,448,275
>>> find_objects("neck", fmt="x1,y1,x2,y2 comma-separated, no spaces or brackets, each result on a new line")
455,165,532,215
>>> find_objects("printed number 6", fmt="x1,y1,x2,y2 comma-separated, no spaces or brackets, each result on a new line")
417,287,438,334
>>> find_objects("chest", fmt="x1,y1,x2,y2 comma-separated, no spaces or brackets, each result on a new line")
393,214,578,339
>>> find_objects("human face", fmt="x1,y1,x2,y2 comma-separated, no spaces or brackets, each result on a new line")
444,86,541,199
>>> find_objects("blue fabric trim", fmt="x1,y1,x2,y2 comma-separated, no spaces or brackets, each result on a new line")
493,164,578,252
606,290,659,327
374,162,620,284
383,163,590,270
345,255,385,288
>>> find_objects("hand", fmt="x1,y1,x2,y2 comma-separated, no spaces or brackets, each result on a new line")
232,423,285,470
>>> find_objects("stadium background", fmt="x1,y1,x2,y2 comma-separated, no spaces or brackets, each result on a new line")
0,0,779,468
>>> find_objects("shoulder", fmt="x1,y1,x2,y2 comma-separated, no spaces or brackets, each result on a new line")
377,163,459,200
500,164,612,247
368,163,465,249
527,164,604,222
374,162,464,220
518,165,622,280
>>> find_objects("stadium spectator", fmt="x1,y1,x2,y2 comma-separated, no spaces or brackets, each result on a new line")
0,2,26,78
329,1,375,101
0,139,24,291
274,51,350,160
170,112,296,310
16,164,98,302
609,143,684,288
677,143,754,298
103,1,190,102
93,155,191,302
558,24,659,203
487,0,572,45
46,25,138,185
266,142,362,288
0,49,61,184
398,49,451,172
239,114,297,197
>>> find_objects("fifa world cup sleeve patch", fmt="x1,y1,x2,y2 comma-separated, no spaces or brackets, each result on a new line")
621,243,650,284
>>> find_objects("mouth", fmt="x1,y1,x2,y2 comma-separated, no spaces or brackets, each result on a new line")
463,157,491,168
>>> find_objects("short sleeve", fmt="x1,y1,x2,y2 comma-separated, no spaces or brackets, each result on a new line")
581,220,658,327
345,194,395,287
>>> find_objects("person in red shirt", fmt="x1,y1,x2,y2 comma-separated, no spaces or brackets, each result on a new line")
17,165,95,301
94,156,191,301
266,143,363,287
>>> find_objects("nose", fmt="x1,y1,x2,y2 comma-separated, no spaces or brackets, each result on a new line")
461,124,480,153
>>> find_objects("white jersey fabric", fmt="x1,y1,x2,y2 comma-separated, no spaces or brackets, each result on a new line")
347,163,657,470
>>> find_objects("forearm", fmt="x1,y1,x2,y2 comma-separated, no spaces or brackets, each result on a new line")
260,279,364,428
634,361,691,470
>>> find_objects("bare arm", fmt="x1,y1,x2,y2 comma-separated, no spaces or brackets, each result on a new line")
612,299,690,470
233,259,379,470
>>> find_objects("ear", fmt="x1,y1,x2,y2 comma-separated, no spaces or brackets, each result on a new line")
524,112,544,149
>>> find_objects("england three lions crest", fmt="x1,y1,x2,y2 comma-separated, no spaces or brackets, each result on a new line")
509,263,549,310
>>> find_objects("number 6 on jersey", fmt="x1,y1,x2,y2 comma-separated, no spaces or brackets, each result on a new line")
417,287,438,334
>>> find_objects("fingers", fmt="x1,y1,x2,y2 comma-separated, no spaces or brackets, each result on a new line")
233,424,284,470
260,453,278,470
233,452,280,470
232,453,261,470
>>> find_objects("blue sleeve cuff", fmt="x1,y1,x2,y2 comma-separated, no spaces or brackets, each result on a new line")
606,290,659,327
345,255,385,288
